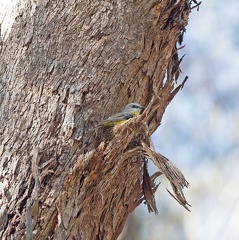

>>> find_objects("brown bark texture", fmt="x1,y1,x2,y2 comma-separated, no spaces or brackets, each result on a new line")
0,0,200,239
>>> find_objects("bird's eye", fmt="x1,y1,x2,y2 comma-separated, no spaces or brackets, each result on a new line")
132,105,136,108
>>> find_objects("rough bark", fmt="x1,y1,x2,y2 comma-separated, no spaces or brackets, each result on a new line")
0,0,199,239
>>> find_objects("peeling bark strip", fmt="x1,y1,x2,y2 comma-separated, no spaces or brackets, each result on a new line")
141,142,190,211
0,0,200,239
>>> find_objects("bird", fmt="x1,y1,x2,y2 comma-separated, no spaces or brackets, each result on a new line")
98,103,145,127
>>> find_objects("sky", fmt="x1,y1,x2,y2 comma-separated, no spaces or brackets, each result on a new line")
130,0,239,239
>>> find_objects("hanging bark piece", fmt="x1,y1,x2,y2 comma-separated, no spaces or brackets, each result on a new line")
142,161,161,214
141,142,190,211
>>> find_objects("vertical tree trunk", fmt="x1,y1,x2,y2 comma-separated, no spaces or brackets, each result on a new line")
0,0,198,239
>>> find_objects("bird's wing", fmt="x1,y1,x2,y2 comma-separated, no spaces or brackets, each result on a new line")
106,112,135,121
97,112,135,127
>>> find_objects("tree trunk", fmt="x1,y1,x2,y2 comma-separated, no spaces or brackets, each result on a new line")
0,0,198,239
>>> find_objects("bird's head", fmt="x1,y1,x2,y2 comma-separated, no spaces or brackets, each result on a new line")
122,103,145,116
